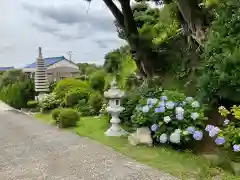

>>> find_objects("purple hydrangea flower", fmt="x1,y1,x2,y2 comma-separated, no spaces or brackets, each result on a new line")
186,126,195,134
209,127,220,137
193,131,203,141
233,145,240,152
205,125,214,132
223,119,230,126
215,137,225,145
155,106,165,113
151,124,159,132
161,96,168,101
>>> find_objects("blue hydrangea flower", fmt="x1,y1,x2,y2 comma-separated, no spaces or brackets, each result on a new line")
186,126,195,134
161,96,168,101
142,105,149,113
233,145,240,152
155,106,165,113
215,137,225,145
223,119,230,126
193,131,203,140
158,101,165,107
166,101,175,109
191,101,200,108
159,133,168,143
205,124,214,132
151,124,159,132
190,112,199,120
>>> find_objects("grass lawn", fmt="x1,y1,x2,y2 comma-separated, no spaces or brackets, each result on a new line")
34,113,238,180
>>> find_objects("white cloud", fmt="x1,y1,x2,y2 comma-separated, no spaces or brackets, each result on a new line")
0,0,124,68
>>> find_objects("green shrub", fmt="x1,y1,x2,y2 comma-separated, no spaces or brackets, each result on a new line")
0,69,26,88
38,93,61,111
27,100,38,108
120,91,140,125
88,91,103,115
51,108,62,122
58,108,80,128
76,99,94,116
199,0,240,105
64,88,90,107
54,78,89,98
89,70,106,92
0,83,26,109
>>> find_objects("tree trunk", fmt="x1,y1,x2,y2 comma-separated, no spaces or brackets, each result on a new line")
102,0,156,78
176,0,206,45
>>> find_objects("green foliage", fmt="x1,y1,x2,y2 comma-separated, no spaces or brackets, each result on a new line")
104,49,123,74
89,70,106,92
51,108,62,122
58,108,80,128
76,99,94,116
0,69,26,88
64,88,90,107
0,83,26,109
199,0,240,105
120,91,141,125
0,79,34,109
38,93,61,111
88,91,103,115
77,63,101,76
27,100,38,109
49,81,57,92
54,78,89,99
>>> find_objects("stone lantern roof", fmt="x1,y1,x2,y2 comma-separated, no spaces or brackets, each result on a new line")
104,79,124,99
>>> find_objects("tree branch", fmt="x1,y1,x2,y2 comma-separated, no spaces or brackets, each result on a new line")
118,0,139,50
102,0,124,28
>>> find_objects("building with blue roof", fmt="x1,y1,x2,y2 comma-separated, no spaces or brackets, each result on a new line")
0,67,14,72
22,56,79,82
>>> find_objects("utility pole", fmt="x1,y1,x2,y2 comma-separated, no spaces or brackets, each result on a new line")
67,51,72,61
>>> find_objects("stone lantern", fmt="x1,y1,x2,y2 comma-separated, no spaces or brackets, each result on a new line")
35,47,49,101
104,79,128,136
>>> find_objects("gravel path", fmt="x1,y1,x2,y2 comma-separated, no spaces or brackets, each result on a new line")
0,103,177,180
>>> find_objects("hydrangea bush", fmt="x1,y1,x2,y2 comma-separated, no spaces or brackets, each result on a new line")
131,90,207,146
38,93,61,111
205,105,240,162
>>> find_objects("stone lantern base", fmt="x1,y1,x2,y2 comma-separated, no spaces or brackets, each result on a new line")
105,123,128,137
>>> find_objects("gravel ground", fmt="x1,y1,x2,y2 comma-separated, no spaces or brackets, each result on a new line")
0,102,178,180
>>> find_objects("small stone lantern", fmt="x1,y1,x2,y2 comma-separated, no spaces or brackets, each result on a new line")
104,79,128,136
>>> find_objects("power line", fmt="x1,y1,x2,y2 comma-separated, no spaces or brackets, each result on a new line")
67,51,73,61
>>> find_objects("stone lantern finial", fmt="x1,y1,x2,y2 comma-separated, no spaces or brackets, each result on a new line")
38,47,42,59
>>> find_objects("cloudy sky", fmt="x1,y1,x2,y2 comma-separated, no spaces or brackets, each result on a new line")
0,0,125,68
